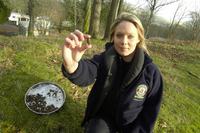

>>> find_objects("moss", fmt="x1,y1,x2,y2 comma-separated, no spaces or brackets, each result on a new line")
0,121,26,133
46,121,60,133
28,31,34,36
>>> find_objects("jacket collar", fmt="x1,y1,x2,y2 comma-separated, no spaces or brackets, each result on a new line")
105,42,114,51
104,42,153,88
122,46,144,88
105,42,153,67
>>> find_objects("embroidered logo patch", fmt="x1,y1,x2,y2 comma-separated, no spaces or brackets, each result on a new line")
134,84,148,100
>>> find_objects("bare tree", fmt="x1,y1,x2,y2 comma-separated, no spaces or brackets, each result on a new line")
144,0,179,38
34,0,53,35
6,0,29,14
89,0,102,39
123,0,143,13
188,11,200,41
51,2,67,34
103,0,120,40
165,0,187,38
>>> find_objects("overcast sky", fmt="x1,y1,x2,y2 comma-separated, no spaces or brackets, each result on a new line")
125,0,200,22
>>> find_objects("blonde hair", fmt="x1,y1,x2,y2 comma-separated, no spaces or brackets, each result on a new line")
110,12,149,54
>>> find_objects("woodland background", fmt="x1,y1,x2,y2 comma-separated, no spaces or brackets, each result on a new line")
1,0,200,42
0,0,200,133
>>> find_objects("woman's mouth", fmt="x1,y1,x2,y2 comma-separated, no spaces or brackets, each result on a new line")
120,47,128,51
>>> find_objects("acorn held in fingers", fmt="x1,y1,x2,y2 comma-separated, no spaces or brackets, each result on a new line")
87,38,91,44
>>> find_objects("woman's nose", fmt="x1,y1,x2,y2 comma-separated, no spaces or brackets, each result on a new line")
121,36,128,45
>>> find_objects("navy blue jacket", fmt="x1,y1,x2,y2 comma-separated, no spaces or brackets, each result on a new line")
62,43,163,133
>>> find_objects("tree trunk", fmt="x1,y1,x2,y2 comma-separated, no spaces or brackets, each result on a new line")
103,0,120,40
145,10,154,38
28,0,35,36
145,0,157,38
89,0,102,39
73,0,77,30
118,0,124,15
58,20,62,34
83,0,92,34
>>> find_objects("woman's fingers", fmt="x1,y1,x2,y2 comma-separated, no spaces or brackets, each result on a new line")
68,33,80,48
83,34,91,40
63,30,92,50
74,30,85,41
63,37,73,48
74,30,91,42
80,43,92,52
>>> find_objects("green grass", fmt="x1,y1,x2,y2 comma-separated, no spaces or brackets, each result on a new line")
0,30,4,34
148,39,200,132
0,35,199,133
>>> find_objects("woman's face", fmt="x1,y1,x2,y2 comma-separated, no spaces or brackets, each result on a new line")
114,21,140,62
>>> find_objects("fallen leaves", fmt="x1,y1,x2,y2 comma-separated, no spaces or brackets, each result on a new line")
51,59,60,64
5,58,14,68
72,90,88,99
159,121,167,128
69,85,91,100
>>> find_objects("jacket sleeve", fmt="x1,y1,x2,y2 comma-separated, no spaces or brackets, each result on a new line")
61,52,105,87
125,65,163,133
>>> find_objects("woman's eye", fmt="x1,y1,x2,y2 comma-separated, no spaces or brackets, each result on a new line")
128,35,134,39
116,34,123,38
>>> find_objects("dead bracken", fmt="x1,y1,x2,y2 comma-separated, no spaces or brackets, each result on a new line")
26,93,58,113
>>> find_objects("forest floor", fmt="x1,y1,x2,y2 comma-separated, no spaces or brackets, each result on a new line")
0,33,199,133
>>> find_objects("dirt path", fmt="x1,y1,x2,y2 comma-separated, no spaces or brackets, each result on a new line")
0,22,18,32
0,27,18,32
0,22,19,36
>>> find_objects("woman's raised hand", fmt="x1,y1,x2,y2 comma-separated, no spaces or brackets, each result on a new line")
62,30,92,74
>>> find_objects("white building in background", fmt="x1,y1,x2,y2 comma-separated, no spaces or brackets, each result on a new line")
18,16,50,36
18,21,39,36
8,12,20,22
35,16,51,35
8,12,50,36
8,12,30,25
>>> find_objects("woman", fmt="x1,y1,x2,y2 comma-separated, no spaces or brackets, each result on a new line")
62,12,163,133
